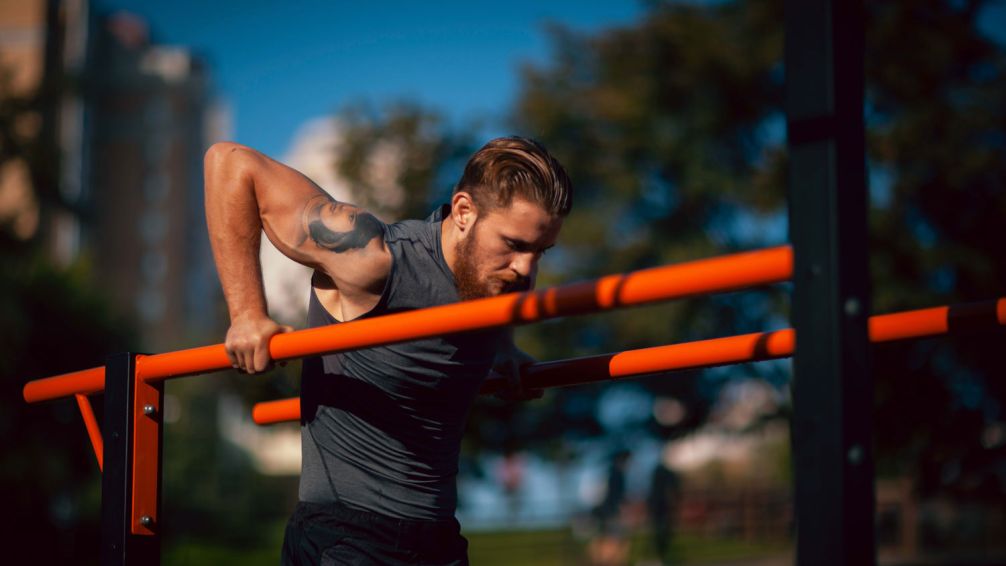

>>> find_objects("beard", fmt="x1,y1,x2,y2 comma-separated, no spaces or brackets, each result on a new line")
454,223,530,301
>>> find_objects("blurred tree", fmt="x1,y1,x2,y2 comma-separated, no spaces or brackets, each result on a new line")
509,0,790,452
0,34,139,563
318,2,1006,509
333,101,478,221
512,0,1006,505
865,0,1006,503
0,255,138,565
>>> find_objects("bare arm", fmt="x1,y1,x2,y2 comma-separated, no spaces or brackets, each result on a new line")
204,141,390,372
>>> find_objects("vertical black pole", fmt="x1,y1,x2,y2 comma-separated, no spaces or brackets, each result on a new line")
785,0,874,565
101,353,161,566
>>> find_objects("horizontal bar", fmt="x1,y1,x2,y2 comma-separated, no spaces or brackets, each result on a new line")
25,367,105,405
251,297,1006,425
24,246,794,404
75,393,103,471
252,398,299,425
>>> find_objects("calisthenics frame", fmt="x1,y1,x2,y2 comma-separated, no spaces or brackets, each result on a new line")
22,243,1006,565
22,1,996,564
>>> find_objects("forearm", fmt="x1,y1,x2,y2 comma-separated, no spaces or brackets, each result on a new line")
204,143,269,323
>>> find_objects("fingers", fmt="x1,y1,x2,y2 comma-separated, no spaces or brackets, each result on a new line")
252,339,272,373
237,345,255,374
225,319,289,374
225,345,239,370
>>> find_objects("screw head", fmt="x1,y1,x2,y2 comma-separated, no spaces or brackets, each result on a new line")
139,515,154,527
844,297,861,317
143,404,156,416
847,444,864,466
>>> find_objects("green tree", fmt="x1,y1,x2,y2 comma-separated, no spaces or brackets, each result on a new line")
333,101,478,221
865,0,1006,500
318,2,1006,505
0,45,139,563
513,0,1006,503
509,0,790,449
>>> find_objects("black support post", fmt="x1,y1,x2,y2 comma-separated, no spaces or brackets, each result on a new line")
101,352,161,566
785,0,875,564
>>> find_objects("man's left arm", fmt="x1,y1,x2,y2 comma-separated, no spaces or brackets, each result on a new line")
491,330,543,402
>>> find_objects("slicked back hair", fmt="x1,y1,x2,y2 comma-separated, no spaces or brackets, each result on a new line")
455,136,573,218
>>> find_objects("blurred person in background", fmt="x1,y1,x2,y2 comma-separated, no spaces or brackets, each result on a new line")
647,442,682,564
590,448,632,566
497,440,527,523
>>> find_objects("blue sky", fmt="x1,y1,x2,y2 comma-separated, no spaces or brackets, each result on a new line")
95,0,1005,159
97,0,645,157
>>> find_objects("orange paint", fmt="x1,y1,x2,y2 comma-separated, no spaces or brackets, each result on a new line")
250,297,1006,426
24,246,795,400
74,394,103,472
130,375,161,535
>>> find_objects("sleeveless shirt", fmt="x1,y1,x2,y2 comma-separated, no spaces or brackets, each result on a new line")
298,205,503,520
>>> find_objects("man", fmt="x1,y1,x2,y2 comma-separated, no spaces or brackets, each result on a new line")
647,442,682,565
204,136,572,565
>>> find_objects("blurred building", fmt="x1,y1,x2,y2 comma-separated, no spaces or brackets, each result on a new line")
88,10,226,349
0,0,226,350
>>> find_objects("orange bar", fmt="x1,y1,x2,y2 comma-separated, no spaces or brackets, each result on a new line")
25,246,794,401
75,394,103,471
131,377,161,535
252,330,797,425
252,398,300,425
868,298,1006,342
24,366,105,405
251,298,1006,425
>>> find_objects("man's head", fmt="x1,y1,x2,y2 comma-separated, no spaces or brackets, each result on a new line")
448,136,573,300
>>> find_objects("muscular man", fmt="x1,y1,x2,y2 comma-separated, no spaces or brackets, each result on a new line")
204,136,572,565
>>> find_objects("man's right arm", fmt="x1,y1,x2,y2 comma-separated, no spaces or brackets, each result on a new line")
203,142,390,373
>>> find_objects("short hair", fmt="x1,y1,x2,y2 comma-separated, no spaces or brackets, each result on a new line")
455,136,573,217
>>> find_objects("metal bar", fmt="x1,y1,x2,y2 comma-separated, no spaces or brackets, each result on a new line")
101,353,159,566
785,0,873,563
25,366,105,403
253,331,796,426
131,369,163,537
75,394,103,471
251,298,1006,425
24,246,794,403
252,398,300,425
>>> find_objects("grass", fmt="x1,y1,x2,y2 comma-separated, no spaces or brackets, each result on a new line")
467,528,790,565
162,520,790,565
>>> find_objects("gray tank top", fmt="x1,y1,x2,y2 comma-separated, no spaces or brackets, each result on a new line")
299,205,503,520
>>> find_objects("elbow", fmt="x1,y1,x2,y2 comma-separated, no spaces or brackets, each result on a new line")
204,142,256,191
204,141,244,173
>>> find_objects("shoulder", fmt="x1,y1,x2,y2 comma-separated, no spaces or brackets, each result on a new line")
384,218,439,252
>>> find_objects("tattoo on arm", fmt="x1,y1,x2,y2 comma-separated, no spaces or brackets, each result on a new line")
303,198,384,254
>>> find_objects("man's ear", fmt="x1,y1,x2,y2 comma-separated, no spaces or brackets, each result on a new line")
450,191,479,233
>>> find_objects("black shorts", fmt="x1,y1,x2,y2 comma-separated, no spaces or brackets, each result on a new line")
281,501,469,566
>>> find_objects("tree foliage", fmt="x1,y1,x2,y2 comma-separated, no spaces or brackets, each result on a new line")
333,101,478,221
325,0,1006,497
508,0,791,452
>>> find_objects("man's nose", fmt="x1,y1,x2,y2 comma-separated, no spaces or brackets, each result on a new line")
510,252,536,277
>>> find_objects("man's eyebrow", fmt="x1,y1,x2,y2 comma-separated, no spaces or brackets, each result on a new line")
505,236,555,253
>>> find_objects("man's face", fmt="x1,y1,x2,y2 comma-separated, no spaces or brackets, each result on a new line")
454,198,563,300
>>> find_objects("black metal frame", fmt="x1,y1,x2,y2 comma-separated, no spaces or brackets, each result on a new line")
101,352,162,566
785,0,875,564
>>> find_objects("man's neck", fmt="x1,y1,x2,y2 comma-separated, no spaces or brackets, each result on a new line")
441,214,459,277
